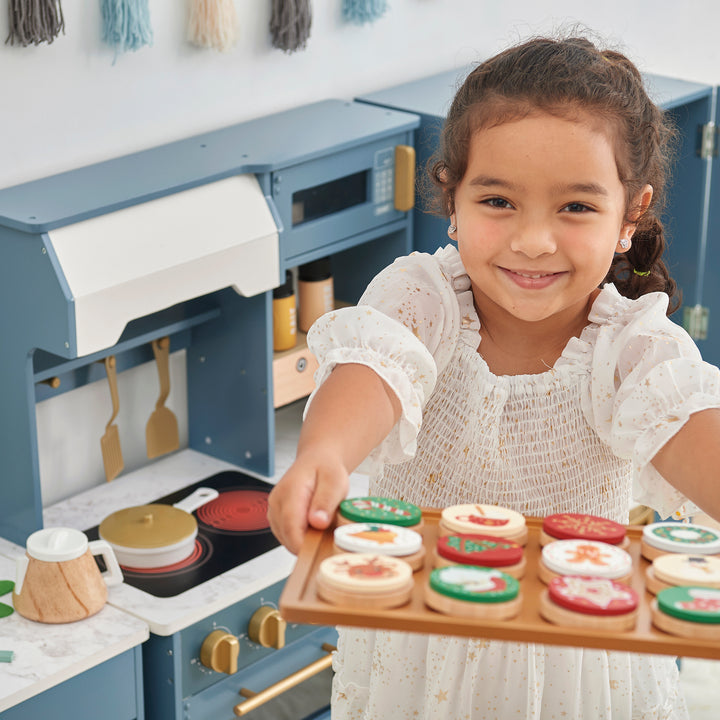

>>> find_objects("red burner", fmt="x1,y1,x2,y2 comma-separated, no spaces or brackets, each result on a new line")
197,489,271,532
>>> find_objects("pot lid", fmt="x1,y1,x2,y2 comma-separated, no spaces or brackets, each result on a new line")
26,527,89,562
99,504,197,549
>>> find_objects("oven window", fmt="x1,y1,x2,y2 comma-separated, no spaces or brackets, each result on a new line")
292,170,368,225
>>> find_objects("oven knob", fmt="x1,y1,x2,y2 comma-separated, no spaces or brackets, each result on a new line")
200,630,240,674
248,606,286,649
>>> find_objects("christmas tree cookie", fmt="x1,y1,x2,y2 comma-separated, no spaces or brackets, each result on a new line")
434,533,526,578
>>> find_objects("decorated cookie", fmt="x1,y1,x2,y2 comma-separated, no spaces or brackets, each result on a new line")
333,523,426,571
650,554,720,593
652,586,720,639
641,522,720,561
435,533,526,578
540,539,632,583
540,576,639,631
541,513,626,546
339,497,422,527
440,504,527,544
424,565,522,619
316,553,413,609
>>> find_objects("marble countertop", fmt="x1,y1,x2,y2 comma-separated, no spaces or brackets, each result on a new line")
0,402,370,711
0,554,149,713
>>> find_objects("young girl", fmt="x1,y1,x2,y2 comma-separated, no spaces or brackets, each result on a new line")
268,35,720,719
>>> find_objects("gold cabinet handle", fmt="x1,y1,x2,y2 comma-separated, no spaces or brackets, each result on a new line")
233,643,336,717
394,144,416,212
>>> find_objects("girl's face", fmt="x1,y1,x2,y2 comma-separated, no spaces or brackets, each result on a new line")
452,111,651,328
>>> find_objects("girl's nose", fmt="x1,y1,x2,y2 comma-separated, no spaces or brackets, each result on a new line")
510,222,556,258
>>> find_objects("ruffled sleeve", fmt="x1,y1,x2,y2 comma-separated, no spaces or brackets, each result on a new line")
305,246,469,463
588,285,720,518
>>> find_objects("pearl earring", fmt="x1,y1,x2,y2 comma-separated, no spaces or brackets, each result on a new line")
619,237,630,250
447,223,457,236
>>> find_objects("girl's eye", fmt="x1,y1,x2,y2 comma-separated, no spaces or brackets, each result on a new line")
563,202,593,213
483,197,513,209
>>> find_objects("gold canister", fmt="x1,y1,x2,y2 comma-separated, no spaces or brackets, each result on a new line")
273,270,297,351
298,257,334,333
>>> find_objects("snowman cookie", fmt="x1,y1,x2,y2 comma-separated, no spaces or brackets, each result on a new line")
541,513,628,548
333,523,426,571
439,504,527,545
641,522,720,561
539,539,633,585
540,575,639,631
645,553,720,595
434,533,526,578
316,553,413,609
651,586,720,640
338,496,422,529
424,565,522,619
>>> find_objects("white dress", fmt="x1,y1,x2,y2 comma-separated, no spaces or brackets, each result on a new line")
306,245,720,720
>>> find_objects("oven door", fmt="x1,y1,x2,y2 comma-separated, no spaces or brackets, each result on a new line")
185,624,337,720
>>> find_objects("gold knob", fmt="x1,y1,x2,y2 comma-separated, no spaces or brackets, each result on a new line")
247,606,286,649
200,630,240,674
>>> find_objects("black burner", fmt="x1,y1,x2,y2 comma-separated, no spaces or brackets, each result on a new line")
86,471,280,598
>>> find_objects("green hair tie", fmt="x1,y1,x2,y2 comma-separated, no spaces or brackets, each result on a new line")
633,268,651,277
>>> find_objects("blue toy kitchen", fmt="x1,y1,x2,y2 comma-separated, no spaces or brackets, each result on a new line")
0,99,419,720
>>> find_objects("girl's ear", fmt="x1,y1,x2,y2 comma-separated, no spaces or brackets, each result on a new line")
624,184,654,238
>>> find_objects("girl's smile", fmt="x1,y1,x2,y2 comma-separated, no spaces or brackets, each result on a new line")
452,111,652,342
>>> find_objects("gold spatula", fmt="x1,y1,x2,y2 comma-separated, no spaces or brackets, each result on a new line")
146,336,180,459
100,355,124,482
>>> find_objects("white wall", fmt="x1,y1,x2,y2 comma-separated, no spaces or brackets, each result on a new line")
16,0,720,503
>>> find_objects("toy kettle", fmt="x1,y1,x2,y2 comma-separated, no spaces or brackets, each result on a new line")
13,527,123,623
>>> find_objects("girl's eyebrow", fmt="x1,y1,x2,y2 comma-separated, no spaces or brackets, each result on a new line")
467,175,517,189
552,181,609,197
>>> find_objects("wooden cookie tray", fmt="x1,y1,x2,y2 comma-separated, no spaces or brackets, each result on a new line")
279,510,720,660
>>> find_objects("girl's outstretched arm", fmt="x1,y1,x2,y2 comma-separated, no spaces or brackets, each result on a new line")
267,363,401,554
652,407,720,522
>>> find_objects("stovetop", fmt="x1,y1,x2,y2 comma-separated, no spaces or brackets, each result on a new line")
86,470,280,598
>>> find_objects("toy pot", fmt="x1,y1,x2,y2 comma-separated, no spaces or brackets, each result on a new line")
13,527,123,623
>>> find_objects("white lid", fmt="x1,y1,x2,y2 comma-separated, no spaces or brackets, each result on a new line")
334,522,422,556
26,527,89,562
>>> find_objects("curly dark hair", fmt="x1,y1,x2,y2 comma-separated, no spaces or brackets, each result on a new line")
427,35,681,314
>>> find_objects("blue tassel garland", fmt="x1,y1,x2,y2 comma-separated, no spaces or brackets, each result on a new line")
342,0,388,24
101,0,153,54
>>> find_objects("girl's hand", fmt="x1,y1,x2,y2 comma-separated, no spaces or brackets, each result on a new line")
267,449,350,555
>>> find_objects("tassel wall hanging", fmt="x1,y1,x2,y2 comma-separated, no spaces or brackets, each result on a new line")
343,0,388,24
6,0,65,46
101,0,153,55
270,0,311,54
188,0,237,52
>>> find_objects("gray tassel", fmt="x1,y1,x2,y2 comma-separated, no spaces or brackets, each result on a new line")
270,0,311,54
6,0,65,46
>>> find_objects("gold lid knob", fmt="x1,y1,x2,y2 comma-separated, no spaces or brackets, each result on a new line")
200,630,240,674
248,606,286,649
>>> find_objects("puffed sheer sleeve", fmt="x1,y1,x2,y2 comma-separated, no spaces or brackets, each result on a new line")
304,248,464,463
588,287,720,519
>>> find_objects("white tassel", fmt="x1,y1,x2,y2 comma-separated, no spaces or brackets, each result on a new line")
187,0,237,52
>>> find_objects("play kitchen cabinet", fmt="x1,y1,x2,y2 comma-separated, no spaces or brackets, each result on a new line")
0,100,418,719
358,70,720,367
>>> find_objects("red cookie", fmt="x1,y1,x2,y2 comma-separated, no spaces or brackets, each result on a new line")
548,575,639,616
542,513,626,546
437,534,523,567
